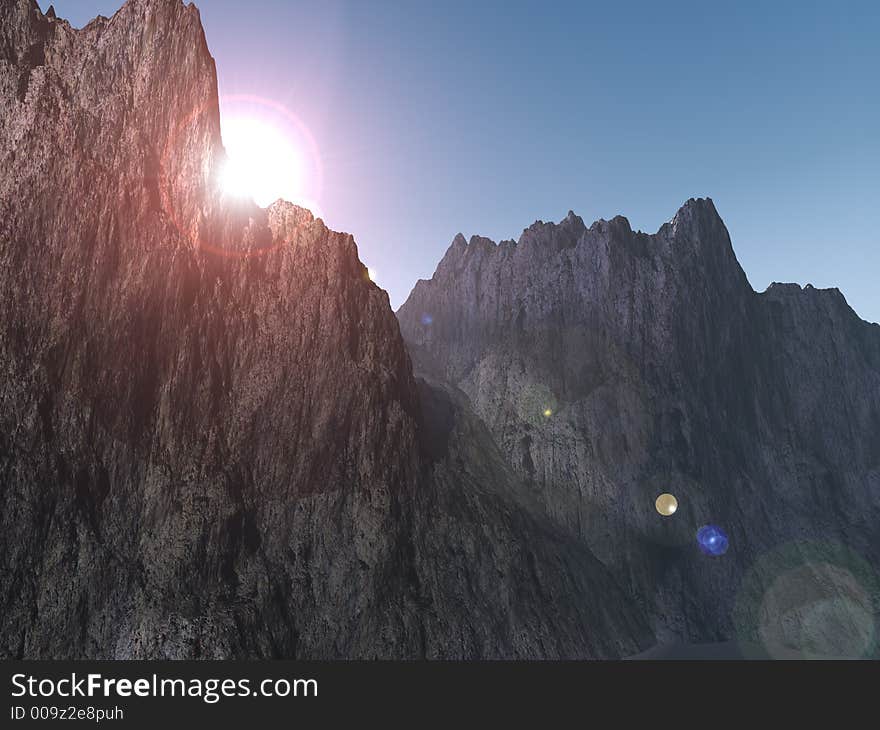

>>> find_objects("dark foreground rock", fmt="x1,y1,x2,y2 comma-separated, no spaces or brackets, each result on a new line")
0,0,651,658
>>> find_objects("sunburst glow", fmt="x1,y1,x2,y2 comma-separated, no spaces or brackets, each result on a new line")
220,117,303,208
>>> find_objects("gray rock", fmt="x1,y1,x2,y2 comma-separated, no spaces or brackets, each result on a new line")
398,198,880,656
0,0,652,659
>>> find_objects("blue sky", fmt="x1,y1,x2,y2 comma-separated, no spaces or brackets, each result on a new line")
49,1,880,321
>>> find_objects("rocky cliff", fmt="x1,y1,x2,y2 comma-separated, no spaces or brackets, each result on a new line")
0,0,652,659
399,200,880,657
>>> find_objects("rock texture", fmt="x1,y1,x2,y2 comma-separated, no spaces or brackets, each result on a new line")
0,0,652,659
399,202,880,657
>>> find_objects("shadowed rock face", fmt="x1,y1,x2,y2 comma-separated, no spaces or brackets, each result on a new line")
398,201,880,654
0,0,653,659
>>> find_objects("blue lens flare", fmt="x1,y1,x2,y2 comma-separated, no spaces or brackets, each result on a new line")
697,525,729,556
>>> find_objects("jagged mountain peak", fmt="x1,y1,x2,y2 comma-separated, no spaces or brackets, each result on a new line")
0,0,425,658
761,281,873,331
564,209,583,224
0,0,657,660
764,281,844,298
407,199,749,331
18,0,199,30
671,195,719,226
430,199,736,286
4,0,876,662
397,192,880,656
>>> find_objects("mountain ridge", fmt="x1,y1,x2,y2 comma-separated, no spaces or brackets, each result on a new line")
413,197,877,328
2,0,876,659
0,0,654,659
398,196,880,654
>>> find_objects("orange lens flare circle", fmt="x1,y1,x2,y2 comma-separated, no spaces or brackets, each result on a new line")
159,94,323,260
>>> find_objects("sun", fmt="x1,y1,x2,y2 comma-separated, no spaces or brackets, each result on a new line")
219,117,303,208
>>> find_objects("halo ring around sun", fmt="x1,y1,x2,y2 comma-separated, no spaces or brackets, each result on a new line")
159,93,324,259
219,93,324,207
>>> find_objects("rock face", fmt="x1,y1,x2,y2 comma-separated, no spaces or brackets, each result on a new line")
398,202,880,656
0,0,652,658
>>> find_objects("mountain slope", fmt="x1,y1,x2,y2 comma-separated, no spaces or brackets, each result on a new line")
0,0,652,659
398,200,880,656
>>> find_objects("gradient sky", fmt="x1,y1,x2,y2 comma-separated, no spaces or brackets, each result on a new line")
48,0,880,322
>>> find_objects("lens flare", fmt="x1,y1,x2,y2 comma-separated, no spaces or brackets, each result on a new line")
217,94,324,214
515,383,558,427
697,525,729,556
734,541,879,659
220,117,303,207
655,493,678,516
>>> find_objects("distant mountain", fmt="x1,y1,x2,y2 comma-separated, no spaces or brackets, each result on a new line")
0,0,651,658
398,199,880,657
